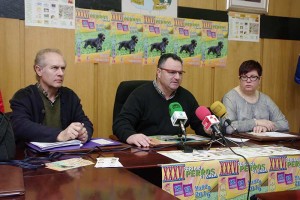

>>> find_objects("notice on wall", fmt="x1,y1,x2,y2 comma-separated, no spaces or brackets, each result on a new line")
25,0,75,29
228,12,260,42
122,0,177,18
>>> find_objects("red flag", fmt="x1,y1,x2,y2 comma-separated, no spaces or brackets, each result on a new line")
0,90,5,113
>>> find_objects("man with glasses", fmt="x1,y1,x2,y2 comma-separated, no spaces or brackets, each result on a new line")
222,60,289,134
10,48,93,145
113,53,210,147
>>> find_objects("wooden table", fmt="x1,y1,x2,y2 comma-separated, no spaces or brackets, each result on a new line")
23,166,178,200
252,189,300,200
16,136,300,199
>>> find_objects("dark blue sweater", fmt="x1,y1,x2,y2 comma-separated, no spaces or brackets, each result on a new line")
10,85,93,143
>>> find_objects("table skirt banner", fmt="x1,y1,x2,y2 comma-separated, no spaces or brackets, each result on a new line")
161,155,300,199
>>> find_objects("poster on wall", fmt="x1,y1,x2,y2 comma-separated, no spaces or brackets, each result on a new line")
75,8,111,63
25,0,75,29
122,0,177,17
201,20,228,67
228,12,260,42
74,8,228,68
173,18,202,66
143,15,174,65
110,12,143,64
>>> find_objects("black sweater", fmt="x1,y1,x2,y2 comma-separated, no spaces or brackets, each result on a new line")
113,82,207,142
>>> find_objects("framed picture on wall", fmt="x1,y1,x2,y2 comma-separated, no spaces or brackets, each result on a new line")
226,0,269,14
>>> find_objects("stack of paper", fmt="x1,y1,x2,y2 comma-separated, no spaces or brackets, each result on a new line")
30,140,81,151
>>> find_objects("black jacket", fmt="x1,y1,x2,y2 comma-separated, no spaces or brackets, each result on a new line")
10,85,93,143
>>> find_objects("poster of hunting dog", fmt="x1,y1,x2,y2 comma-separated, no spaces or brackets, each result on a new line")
110,12,143,64
173,18,202,66
75,8,228,68
201,20,228,67
143,15,174,65
75,9,111,63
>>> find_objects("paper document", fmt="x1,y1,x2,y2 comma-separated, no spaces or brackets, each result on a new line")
158,146,300,162
95,157,123,168
91,138,116,145
150,134,209,145
225,137,249,143
247,132,297,137
46,158,94,171
30,140,81,150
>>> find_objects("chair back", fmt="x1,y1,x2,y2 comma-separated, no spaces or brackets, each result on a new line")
113,80,151,122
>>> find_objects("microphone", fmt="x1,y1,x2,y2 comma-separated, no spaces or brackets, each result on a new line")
210,101,237,133
195,106,222,135
169,102,188,137
210,101,226,118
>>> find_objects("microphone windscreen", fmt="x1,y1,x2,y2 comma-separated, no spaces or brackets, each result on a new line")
169,102,183,116
210,101,226,118
195,106,211,121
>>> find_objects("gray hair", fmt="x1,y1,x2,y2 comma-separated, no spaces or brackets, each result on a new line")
34,48,66,80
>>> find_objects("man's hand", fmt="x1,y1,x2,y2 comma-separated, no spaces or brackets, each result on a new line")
77,123,88,143
57,122,87,142
126,133,151,147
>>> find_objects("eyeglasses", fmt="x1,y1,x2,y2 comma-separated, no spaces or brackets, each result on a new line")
159,68,185,76
239,75,260,81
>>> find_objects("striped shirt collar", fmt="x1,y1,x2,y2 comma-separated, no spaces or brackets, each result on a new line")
153,80,176,100
36,82,60,104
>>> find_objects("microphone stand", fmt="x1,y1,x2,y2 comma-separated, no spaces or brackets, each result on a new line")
177,121,193,153
221,120,240,147
207,130,225,150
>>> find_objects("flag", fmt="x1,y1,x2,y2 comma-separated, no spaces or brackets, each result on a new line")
295,55,300,84
0,90,4,113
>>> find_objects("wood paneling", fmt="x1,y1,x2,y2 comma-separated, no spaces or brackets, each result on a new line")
0,18,23,111
262,39,300,132
178,0,216,10
216,0,227,11
96,64,154,137
268,0,300,18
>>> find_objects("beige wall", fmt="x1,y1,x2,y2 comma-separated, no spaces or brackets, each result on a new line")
0,0,299,138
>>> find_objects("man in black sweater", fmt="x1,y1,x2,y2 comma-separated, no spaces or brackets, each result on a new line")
10,48,93,144
113,53,210,147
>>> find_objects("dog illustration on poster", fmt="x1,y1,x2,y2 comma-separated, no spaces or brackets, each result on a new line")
150,37,169,55
82,33,106,52
179,39,197,57
207,41,224,58
118,35,139,54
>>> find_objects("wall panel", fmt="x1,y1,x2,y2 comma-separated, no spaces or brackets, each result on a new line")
268,0,300,18
178,0,216,10
262,39,300,132
0,18,24,111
